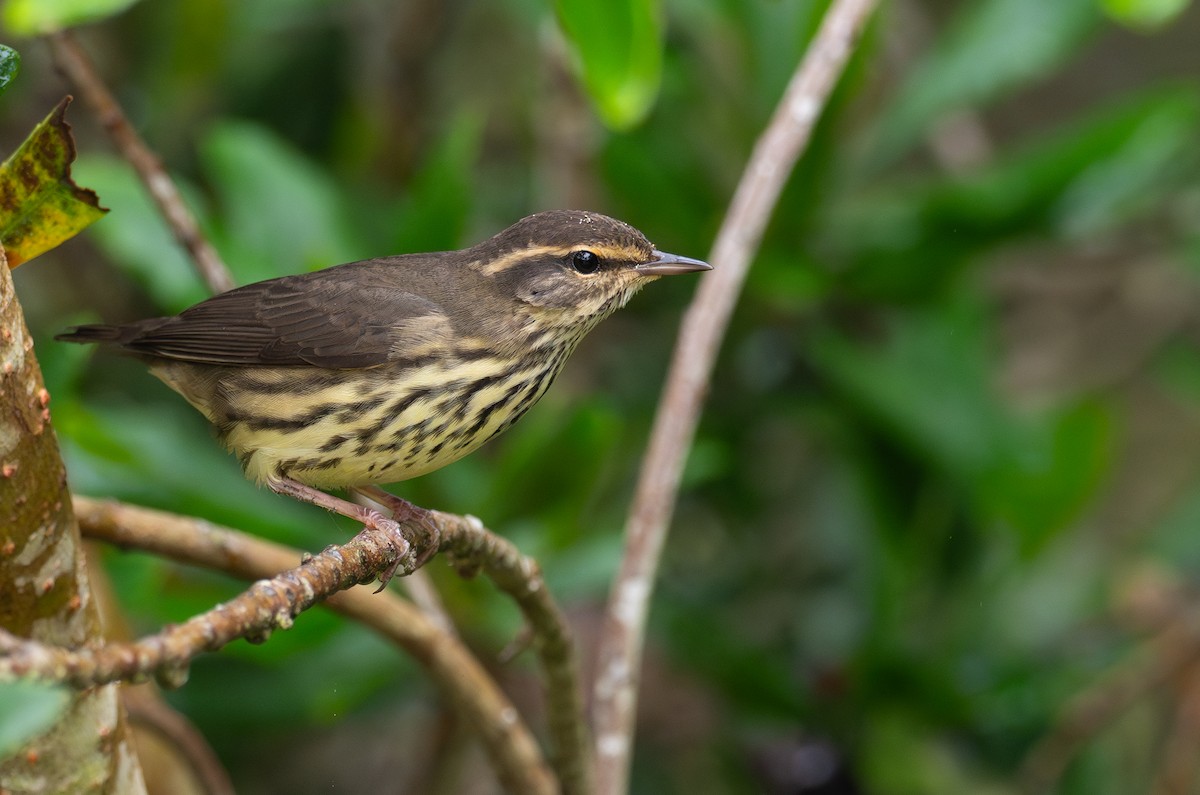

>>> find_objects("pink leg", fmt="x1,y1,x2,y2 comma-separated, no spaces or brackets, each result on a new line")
267,476,414,588
268,475,400,531
353,485,433,526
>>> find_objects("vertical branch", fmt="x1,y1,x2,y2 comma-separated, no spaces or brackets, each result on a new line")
45,30,236,295
0,245,146,792
590,1,880,792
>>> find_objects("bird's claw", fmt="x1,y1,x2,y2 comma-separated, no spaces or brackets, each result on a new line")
362,497,441,592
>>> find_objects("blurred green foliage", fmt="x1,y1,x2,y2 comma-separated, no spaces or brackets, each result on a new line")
1103,0,1193,29
554,0,664,129
4,0,1200,792
2,0,142,35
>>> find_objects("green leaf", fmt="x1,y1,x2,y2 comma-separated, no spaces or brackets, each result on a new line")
980,401,1113,554
0,97,107,267
199,120,363,284
71,154,209,313
0,45,18,97
859,708,1011,795
2,0,142,34
867,0,1100,169
553,0,664,130
808,302,1110,551
1052,91,1199,237
1101,0,1191,29
808,302,1004,477
0,681,70,757
830,88,1200,300
389,113,482,254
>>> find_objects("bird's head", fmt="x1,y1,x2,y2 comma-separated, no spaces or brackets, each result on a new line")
468,210,710,336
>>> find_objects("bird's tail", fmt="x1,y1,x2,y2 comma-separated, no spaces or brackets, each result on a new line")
55,324,133,345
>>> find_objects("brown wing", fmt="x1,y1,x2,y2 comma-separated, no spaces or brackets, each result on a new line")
58,259,452,369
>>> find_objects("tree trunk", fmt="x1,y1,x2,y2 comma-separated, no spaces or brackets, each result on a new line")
0,247,146,794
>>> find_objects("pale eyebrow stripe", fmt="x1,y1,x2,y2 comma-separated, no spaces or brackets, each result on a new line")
479,244,649,275
479,246,570,275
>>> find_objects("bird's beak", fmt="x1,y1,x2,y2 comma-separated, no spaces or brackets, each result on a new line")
635,250,712,276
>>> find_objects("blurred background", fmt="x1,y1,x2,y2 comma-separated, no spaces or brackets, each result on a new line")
4,0,1200,792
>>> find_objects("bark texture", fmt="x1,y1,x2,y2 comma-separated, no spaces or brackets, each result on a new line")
0,251,145,795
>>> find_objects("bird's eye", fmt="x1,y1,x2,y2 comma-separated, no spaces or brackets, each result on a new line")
571,250,600,274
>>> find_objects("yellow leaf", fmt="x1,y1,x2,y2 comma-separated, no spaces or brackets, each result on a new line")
0,96,107,268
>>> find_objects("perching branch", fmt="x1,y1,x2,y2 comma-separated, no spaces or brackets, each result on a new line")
45,30,236,295
0,501,431,686
591,1,880,792
66,497,558,795
355,490,460,636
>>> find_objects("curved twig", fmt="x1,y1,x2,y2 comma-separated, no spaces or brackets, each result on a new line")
590,1,880,792
359,485,589,795
65,497,557,795
440,514,590,795
46,30,236,295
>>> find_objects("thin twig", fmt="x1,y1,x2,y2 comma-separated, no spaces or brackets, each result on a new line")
68,497,557,795
359,484,590,795
1020,611,1200,794
441,516,591,795
590,1,879,792
45,30,236,295
1151,658,1200,795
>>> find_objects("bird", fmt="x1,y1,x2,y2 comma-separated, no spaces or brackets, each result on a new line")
58,210,710,575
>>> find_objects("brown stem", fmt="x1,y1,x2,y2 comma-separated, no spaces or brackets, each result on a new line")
45,30,236,295
67,497,557,795
1020,611,1200,793
358,485,589,793
590,1,880,793
1152,657,1200,795
441,514,591,795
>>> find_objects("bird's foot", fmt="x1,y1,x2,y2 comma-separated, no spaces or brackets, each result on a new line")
353,485,443,590
266,475,435,590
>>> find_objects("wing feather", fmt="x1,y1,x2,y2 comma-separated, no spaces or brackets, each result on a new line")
69,258,454,369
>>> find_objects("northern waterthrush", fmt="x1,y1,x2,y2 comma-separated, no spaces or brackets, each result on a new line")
58,210,709,563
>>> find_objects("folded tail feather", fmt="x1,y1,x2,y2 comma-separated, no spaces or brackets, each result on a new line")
55,323,131,344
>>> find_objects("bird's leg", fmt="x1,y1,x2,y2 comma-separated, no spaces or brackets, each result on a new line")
352,484,434,527
353,485,442,576
265,475,419,588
